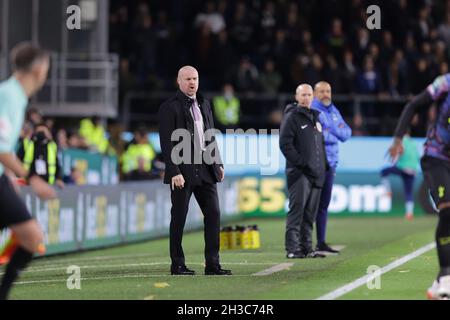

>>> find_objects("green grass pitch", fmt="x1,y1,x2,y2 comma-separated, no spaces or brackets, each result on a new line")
1,216,439,300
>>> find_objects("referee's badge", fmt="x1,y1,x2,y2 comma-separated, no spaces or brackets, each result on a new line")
316,122,322,133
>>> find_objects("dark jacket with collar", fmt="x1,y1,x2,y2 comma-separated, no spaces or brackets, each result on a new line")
158,90,223,185
279,103,329,188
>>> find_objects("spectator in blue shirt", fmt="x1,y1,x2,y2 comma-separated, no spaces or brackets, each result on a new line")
311,81,352,254
356,56,383,93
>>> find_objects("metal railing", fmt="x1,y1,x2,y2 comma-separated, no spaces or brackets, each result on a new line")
1,52,119,118
37,52,119,118
122,91,412,133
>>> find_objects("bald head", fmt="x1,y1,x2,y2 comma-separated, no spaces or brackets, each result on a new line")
314,81,332,106
295,84,314,108
177,65,199,97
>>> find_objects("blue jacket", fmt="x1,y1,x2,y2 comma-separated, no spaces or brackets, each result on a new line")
311,98,352,168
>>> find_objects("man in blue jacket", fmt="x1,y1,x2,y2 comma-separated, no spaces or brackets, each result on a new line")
311,81,352,254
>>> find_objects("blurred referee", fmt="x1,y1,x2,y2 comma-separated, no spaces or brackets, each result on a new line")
0,42,56,300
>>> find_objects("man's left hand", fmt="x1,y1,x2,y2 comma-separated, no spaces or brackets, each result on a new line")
220,167,225,182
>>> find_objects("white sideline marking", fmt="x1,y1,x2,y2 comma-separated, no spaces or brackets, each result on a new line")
34,252,158,265
8,262,295,284
33,251,285,267
14,274,251,285
316,242,436,300
23,262,172,273
252,263,293,276
0,261,281,275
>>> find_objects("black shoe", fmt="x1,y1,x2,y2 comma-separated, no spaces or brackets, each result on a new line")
171,265,196,275
286,251,305,259
205,265,232,275
316,242,340,254
302,250,326,258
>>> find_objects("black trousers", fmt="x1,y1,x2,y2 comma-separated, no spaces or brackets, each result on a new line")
285,174,322,253
169,180,221,268
0,174,33,229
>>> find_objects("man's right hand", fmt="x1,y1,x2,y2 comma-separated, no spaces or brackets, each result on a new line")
171,174,185,190
29,175,57,200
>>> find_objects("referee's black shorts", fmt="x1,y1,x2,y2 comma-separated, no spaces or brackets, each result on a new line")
421,155,450,208
0,174,33,230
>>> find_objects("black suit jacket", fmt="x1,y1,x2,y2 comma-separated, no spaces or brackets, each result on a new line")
158,90,223,185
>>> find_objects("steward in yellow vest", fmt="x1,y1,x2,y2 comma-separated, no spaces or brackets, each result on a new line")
121,127,156,181
22,123,64,187
79,116,115,155
212,83,240,131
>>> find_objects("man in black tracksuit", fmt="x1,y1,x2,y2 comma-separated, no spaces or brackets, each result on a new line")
279,84,329,259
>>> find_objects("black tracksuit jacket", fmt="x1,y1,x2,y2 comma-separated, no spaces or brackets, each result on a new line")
279,103,329,189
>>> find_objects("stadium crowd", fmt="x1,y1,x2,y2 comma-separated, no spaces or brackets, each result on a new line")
19,0,449,182
19,108,162,184
110,0,450,96
109,0,449,135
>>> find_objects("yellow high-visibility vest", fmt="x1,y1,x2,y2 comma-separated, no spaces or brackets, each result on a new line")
79,118,110,154
23,140,58,185
212,96,240,125
121,143,156,174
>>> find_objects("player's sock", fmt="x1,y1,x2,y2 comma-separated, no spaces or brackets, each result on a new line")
436,207,450,278
405,201,414,215
381,178,391,194
0,232,19,265
0,246,33,300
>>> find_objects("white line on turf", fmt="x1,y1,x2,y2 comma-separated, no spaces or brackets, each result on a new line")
0,261,283,275
33,252,160,265
31,251,286,267
7,262,295,283
252,263,294,276
316,242,436,300
13,274,252,285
